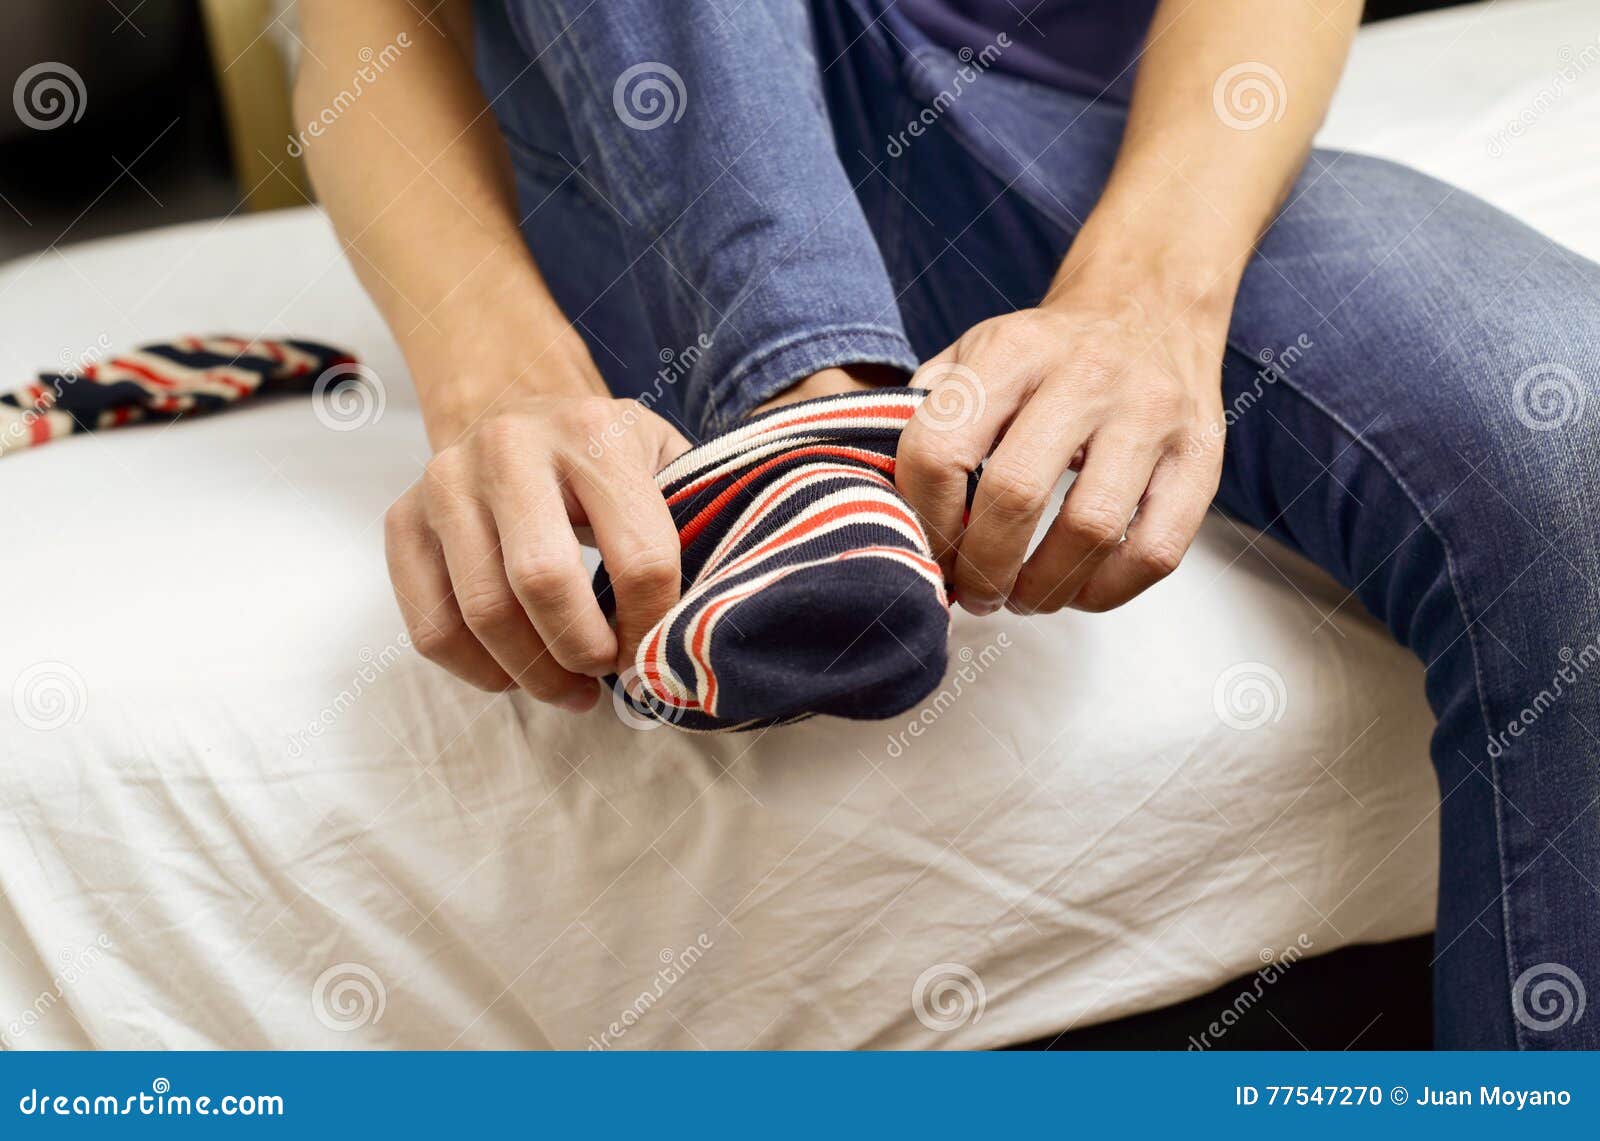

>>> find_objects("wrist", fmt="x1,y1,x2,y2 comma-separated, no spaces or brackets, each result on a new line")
406,316,604,449
1048,209,1251,334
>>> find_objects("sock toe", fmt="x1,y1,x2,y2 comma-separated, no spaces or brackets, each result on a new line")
705,562,949,723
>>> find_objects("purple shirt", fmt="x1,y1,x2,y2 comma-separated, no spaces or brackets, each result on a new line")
898,0,1159,102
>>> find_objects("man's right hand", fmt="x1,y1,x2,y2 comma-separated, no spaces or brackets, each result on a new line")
385,394,690,711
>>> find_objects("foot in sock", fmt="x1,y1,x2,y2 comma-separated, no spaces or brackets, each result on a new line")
593,388,952,732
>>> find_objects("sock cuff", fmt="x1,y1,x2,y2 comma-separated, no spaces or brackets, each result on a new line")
656,386,928,492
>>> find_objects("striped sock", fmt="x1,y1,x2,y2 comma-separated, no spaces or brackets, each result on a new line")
595,388,952,732
1,336,358,458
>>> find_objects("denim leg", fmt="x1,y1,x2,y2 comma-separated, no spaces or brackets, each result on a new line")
872,24,1600,1048
481,0,919,436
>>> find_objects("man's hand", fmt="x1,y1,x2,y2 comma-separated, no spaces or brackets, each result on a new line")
385,394,690,710
896,286,1226,617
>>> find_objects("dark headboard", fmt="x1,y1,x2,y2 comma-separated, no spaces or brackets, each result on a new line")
1363,0,1477,22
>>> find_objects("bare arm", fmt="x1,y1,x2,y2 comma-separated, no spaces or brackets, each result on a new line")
295,0,598,437
298,0,688,710
897,0,1363,614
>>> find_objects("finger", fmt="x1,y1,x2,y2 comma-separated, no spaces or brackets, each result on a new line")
954,389,1084,613
422,474,597,711
1071,451,1219,613
1008,430,1160,614
485,458,619,679
896,348,1016,575
562,454,682,673
385,487,514,692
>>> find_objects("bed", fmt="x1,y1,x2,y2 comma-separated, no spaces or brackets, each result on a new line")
1,0,1595,1049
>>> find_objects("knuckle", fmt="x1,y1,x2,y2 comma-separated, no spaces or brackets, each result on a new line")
1009,574,1063,616
982,462,1052,521
1132,536,1186,580
895,438,949,484
456,585,524,633
507,558,575,608
419,455,465,508
571,398,623,439
474,414,528,459
410,616,468,664
556,638,615,677
610,548,681,597
1071,588,1121,614
1062,500,1127,547
383,498,422,546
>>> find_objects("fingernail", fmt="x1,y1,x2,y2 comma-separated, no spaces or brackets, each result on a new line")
962,595,1002,616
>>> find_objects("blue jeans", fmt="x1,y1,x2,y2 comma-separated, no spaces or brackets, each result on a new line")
477,0,1600,1048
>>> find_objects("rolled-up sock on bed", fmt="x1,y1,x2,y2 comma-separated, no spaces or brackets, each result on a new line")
594,388,954,733
0,336,359,457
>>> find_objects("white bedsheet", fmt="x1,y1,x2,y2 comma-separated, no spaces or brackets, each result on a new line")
0,0,1593,1050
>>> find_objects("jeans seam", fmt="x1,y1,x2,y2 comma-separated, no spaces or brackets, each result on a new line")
1230,337,1523,1045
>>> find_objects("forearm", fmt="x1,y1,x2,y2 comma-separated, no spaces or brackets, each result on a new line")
1050,0,1362,323
296,0,598,446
